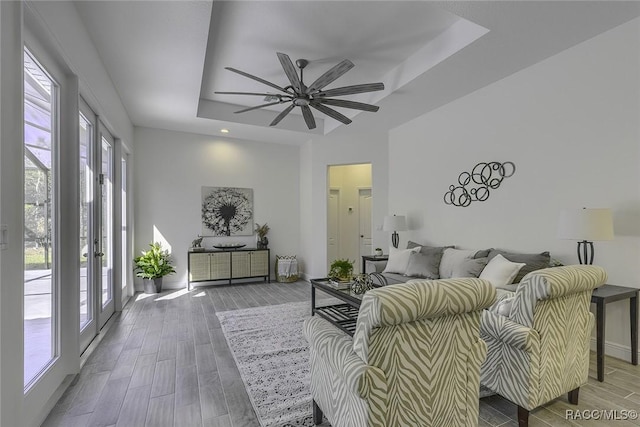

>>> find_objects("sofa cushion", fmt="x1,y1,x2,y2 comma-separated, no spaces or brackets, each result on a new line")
406,241,454,253
382,246,420,274
479,254,526,288
404,251,441,279
488,250,550,284
452,257,488,278
440,248,476,279
381,272,408,285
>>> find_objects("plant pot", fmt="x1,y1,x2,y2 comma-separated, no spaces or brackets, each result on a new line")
143,277,163,294
374,249,383,256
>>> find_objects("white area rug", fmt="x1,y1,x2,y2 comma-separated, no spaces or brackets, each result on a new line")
217,302,315,427
217,301,496,427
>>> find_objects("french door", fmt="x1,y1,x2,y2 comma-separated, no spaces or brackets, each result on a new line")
79,101,115,353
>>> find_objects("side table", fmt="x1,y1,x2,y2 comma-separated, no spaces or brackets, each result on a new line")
361,255,388,274
590,284,638,382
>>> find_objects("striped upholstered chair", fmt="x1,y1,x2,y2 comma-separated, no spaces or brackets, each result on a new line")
303,278,496,427
480,265,607,427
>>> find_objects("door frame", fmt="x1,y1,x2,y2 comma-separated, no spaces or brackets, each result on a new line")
78,99,97,353
97,122,116,329
357,187,373,260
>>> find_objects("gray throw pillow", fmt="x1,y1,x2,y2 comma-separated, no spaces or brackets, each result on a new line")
407,241,454,254
474,248,493,258
404,250,441,279
488,250,550,284
452,257,488,278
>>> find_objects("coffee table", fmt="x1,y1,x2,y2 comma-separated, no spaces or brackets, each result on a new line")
311,277,383,336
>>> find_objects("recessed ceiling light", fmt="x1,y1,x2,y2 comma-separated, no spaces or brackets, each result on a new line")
220,129,230,134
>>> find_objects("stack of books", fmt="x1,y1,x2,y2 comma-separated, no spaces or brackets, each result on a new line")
327,279,351,290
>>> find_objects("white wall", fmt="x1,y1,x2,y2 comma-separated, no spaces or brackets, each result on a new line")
134,127,300,288
301,124,389,279
389,18,640,359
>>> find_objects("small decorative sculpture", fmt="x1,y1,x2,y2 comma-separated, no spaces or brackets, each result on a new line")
444,161,516,207
351,273,375,295
191,235,203,248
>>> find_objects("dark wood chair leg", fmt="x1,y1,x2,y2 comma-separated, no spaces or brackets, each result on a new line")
517,406,530,427
568,387,580,405
313,399,323,425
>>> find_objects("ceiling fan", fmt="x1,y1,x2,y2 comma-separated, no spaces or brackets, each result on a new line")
215,52,385,130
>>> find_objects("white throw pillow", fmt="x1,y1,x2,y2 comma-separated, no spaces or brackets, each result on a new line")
479,254,526,288
439,248,477,279
382,246,421,274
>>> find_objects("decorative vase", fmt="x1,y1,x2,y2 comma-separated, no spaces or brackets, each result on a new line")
143,277,163,294
257,236,269,249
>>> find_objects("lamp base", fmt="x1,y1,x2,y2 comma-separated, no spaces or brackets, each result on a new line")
391,232,399,249
577,240,594,265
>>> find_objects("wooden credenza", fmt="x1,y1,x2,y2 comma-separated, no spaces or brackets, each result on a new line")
187,249,270,289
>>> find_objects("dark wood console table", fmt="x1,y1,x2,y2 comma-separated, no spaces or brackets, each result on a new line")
591,284,638,381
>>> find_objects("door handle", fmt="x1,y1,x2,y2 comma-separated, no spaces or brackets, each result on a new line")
82,253,88,258
95,252,104,257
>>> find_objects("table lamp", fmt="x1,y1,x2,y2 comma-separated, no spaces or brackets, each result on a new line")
557,208,614,264
383,215,407,249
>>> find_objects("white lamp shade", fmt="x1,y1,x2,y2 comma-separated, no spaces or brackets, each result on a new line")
558,208,614,241
383,215,407,232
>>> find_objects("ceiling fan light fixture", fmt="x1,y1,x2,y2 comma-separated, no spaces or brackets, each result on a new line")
293,98,310,107
216,52,384,130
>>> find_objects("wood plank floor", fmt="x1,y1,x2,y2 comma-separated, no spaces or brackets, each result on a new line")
42,281,640,427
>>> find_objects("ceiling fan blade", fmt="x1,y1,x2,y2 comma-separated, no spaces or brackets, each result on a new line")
306,59,354,94
270,104,296,126
216,91,287,98
311,103,352,125
225,67,289,94
234,101,283,114
277,52,302,93
314,98,379,112
300,105,316,130
315,82,384,98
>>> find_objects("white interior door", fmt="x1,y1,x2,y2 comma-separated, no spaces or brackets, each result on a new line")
327,188,340,265
359,188,372,258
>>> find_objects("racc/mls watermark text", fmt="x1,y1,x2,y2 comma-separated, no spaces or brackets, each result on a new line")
566,409,638,421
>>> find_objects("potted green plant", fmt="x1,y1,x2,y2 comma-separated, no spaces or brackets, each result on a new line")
328,258,354,282
134,242,176,293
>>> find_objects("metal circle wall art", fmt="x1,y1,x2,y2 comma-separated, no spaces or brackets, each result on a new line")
444,161,515,207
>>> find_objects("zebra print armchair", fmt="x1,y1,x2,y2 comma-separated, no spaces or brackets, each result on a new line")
304,277,496,427
480,265,607,427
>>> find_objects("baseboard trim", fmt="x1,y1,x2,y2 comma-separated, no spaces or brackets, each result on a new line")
590,337,639,363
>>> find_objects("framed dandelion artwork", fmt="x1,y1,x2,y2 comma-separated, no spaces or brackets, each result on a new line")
201,187,253,236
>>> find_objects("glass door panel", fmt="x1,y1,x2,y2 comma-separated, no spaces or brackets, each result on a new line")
79,100,99,354
121,155,128,292
99,128,115,327
79,112,92,331
24,49,58,387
